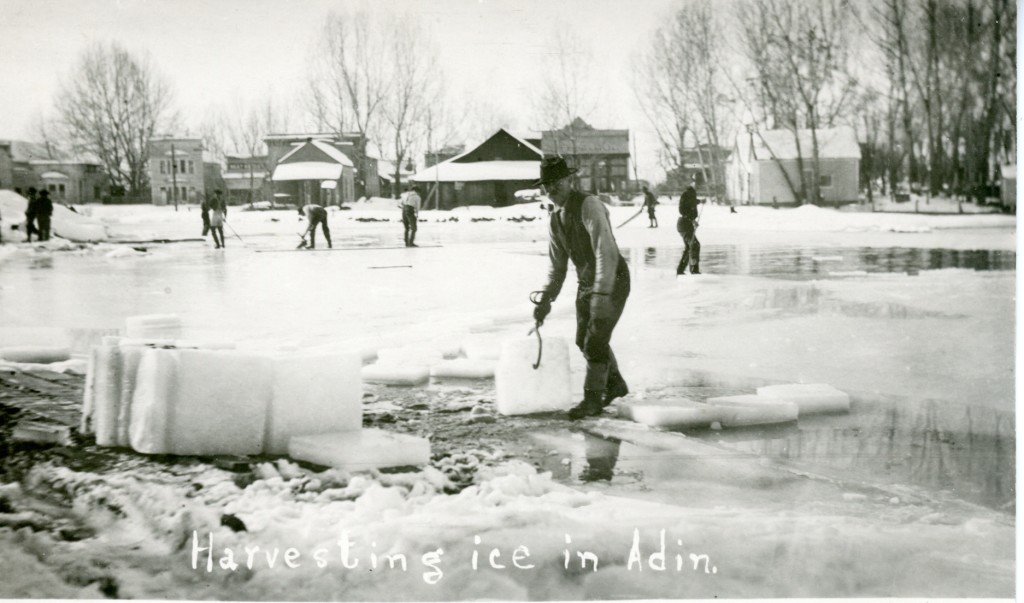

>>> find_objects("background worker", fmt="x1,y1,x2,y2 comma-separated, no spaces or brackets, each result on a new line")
298,203,332,249
676,179,701,275
401,184,422,247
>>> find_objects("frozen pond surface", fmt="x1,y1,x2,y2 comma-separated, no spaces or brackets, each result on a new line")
0,208,1015,598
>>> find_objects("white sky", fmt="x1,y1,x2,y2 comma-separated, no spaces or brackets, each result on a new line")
0,0,681,182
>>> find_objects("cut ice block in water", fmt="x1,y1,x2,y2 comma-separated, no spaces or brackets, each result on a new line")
289,429,430,471
125,314,182,340
376,345,444,366
430,359,496,379
92,342,123,447
264,351,363,455
0,346,71,364
362,364,430,386
706,394,798,427
756,383,850,415
495,336,573,415
461,334,502,360
129,348,178,454
618,398,724,429
167,350,272,455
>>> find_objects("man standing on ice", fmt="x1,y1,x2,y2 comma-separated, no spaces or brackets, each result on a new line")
642,185,658,228
298,203,332,249
401,184,422,247
532,156,630,420
676,179,701,275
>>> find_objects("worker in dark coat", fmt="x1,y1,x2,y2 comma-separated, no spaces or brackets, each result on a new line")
532,156,630,420
35,189,54,241
676,180,701,275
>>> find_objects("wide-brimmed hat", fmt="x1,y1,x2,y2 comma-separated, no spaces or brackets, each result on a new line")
533,156,578,187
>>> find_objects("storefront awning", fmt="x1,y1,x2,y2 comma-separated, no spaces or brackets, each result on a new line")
272,161,343,182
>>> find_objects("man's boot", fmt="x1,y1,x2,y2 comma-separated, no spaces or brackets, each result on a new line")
602,370,629,408
568,389,607,420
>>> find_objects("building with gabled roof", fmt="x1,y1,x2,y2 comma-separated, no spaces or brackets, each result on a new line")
410,128,543,209
727,126,861,206
540,117,631,195
270,138,355,206
0,139,109,203
265,132,379,199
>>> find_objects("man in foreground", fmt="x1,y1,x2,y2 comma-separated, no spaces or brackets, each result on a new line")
532,156,630,420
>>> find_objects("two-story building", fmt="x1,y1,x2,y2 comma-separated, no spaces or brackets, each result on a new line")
148,137,206,205
223,155,269,204
541,118,631,195
265,133,378,200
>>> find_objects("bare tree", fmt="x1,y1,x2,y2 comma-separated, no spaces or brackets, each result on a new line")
739,0,857,204
54,42,177,199
534,25,597,166
379,16,438,197
308,9,391,198
28,110,65,160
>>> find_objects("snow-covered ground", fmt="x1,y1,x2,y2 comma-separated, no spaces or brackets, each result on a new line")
0,201,1016,599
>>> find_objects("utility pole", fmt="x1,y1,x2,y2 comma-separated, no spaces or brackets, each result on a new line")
631,133,640,195
171,143,178,211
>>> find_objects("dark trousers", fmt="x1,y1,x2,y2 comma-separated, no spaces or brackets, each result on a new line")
24,214,36,241
36,214,51,241
574,261,630,393
211,226,224,248
647,208,657,227
676,218,700,274
307,215,331,248
201,212,210,236
402,206,417,246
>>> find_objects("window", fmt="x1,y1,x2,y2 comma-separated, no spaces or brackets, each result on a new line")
188,160,194,174
59,184,65,195
160,161,165,175
819,174,833,188
94,186,101,200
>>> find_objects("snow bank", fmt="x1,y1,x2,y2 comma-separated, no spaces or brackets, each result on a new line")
0,190,109,241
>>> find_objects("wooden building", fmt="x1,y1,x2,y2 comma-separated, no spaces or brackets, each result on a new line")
540,118,630,195
270,138,355,207
727,126,861,206
410,129,542,209
265,133,378,199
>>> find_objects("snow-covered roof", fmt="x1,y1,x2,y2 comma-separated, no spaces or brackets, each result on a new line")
411,160,540,183
272,162,343,182
278,139,354,167
222,171,268,180
39,171,69,179
378,160,414,182
751,126,861,160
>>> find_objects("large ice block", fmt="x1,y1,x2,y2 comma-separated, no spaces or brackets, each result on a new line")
166,350,272,455
288,429,431,471
495,336,573,415
124,314,182,340
756,383,851,415
116,343,146,447
264,351,363,455
618,398,724,429
129,348,178,454
430,359,496,380
706,394,799,427
362,364,430,386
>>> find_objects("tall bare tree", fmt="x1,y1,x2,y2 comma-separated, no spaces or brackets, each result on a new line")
739,0,857,204
54,42,177,199
379,16,439,197
534,25,597,166
308,9,391,198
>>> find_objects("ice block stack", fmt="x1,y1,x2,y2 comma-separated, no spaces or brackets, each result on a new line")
81,314,431,471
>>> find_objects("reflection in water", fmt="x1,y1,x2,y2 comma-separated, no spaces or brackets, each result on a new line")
624,245,1015,278
579,433,621,482
702,397,1015,511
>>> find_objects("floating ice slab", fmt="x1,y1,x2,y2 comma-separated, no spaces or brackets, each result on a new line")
706,394,799,427
0,346,71,364
618,398,724,429
125,314,182,340
129,348,177,453
362,364,430,386
264,351,363,455
167,350,272,455
289,429,431,472
462,334,502,360
430,359,496,380
376,345,444,366
756,383,851,415
495,336,573,415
